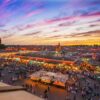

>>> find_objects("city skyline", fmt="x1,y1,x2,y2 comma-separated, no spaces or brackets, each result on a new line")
0,0,100,45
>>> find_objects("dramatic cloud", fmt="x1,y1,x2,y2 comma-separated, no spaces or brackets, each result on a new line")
0,0,100,45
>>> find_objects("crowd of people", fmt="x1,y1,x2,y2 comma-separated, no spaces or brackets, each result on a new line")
65,71,100,100
0,58,41,85
0,58,100,100
23,71,100,100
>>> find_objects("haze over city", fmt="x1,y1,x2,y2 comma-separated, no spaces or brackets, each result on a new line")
0,0,100,45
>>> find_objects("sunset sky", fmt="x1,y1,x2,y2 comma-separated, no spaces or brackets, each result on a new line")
0,0,100,45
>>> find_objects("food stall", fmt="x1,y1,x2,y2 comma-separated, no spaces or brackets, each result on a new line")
30,70,68,88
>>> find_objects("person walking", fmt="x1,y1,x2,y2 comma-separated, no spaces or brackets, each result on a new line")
44,89,48,100
47,85,50,91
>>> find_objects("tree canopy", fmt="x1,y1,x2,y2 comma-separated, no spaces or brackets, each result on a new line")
0,44,6,49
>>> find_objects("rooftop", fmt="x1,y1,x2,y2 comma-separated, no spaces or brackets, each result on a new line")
0,82,43,100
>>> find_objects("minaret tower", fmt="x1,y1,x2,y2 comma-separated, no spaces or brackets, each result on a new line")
56,42,61,52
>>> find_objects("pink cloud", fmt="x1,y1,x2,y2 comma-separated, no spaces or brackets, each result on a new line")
5,0,11,3
43,12,100,26
24,9,44,19
86,12,100,17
